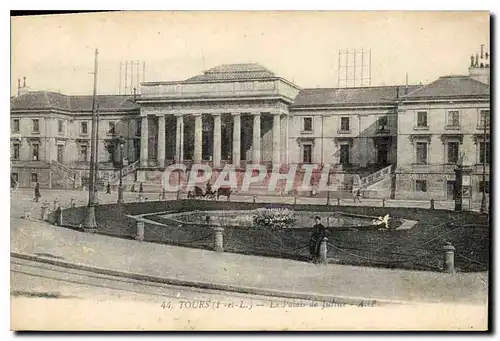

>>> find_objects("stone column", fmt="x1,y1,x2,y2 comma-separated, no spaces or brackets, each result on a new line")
175,115,184,162
272,113,281,165
213,113,222,168
140,116,148,167
157,115,166,168
194,114,203,163
252,113,261,164
281,115,289,164
232,113,241,167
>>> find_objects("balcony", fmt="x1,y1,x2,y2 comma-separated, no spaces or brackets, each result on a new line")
444,125,461,131
337,129,352,135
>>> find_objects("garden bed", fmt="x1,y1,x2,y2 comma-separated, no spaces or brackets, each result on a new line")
50,200,490,272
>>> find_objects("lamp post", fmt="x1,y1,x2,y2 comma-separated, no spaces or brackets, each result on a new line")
480,110,489,214
454,152,464,212
117,136,126,204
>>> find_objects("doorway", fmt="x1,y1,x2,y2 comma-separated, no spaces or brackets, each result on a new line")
446,180,455,200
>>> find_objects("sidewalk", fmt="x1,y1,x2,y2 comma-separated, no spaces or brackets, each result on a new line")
10,188,485,217
11,207,488,305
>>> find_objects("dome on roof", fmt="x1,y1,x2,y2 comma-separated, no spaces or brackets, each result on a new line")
204,63,274,74
184,63,276,82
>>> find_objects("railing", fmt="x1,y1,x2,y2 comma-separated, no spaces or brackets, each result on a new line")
108,160,140,183
50,160,77,181
356,164,393,190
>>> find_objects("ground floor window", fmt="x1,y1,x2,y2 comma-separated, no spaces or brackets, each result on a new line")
302,144,312,164
479,181,490,194
11,173,18,183
31,173,38,183
415,179,427,192
339,144,350,165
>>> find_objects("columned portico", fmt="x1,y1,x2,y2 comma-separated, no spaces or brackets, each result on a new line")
232,113,241,167
252,113,261,164
212,113,222,168
272,113,281,165
175,114,184,162
157,114,166,168
140,116,148,167
193,114,203,163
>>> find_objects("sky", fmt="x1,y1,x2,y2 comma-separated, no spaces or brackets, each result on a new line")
11,11,490,96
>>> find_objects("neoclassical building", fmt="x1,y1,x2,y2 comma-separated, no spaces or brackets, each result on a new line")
10,51,490,200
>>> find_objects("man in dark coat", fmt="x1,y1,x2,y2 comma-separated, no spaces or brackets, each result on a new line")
139,182,144,194
309,216,326,263
106,183,111,194
34,182,41,202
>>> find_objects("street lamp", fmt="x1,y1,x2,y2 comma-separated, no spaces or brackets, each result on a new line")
117,136,126,204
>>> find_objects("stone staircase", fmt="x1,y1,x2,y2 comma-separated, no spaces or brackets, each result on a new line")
105,160,140,184
353,164,393,198
50,160,80,188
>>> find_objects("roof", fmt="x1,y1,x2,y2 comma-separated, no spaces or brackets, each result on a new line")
11,91,140,112
184,63,276,82
291,85,421,108
402,76,490,100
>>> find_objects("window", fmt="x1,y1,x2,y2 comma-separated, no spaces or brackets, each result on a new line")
32,144,39,161
302,144,312,163
415,180,427,192
58,120,63,133
303,117,313,132
480,110,490,128
416,142,428,164
377,117,388,131
340,117,350,131
12,119,20,133
340,144,350,165
109,122,116,134
11,173,18,183
447,111,460,127
31,173,38,183
32,119,39,133
12,144,20,160
479,142,491,164
417,111,428,127
57,145,64,163
81,122,88,134
479,181,490,194
80,145,88,161
136,120,141,136
447,142,459,164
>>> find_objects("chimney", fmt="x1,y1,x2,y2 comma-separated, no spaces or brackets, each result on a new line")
133,87,137,102
481,44,484,59
17,78,21,96
23,77,26,88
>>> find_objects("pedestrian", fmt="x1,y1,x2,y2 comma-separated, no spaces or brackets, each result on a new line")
139,182,144,194
309,216,326,263
33,182,41,202
131,183,136,192
354,188,361,203
106,182,111,194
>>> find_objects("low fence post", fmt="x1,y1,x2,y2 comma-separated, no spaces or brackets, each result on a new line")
382,198,385,207
430,199,435,210
135,221,145,241
319,237,328,264
41,202,50,220
176,190,180,200
213,226,224,252
57,207,63,226
253,195,256,203
294,196,297,205
443,242,455,274
337,198,340,206
53,198,59,210
326,191,331,206
70,198,76,207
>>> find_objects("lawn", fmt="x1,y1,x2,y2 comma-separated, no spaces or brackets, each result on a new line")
51,200,490,273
